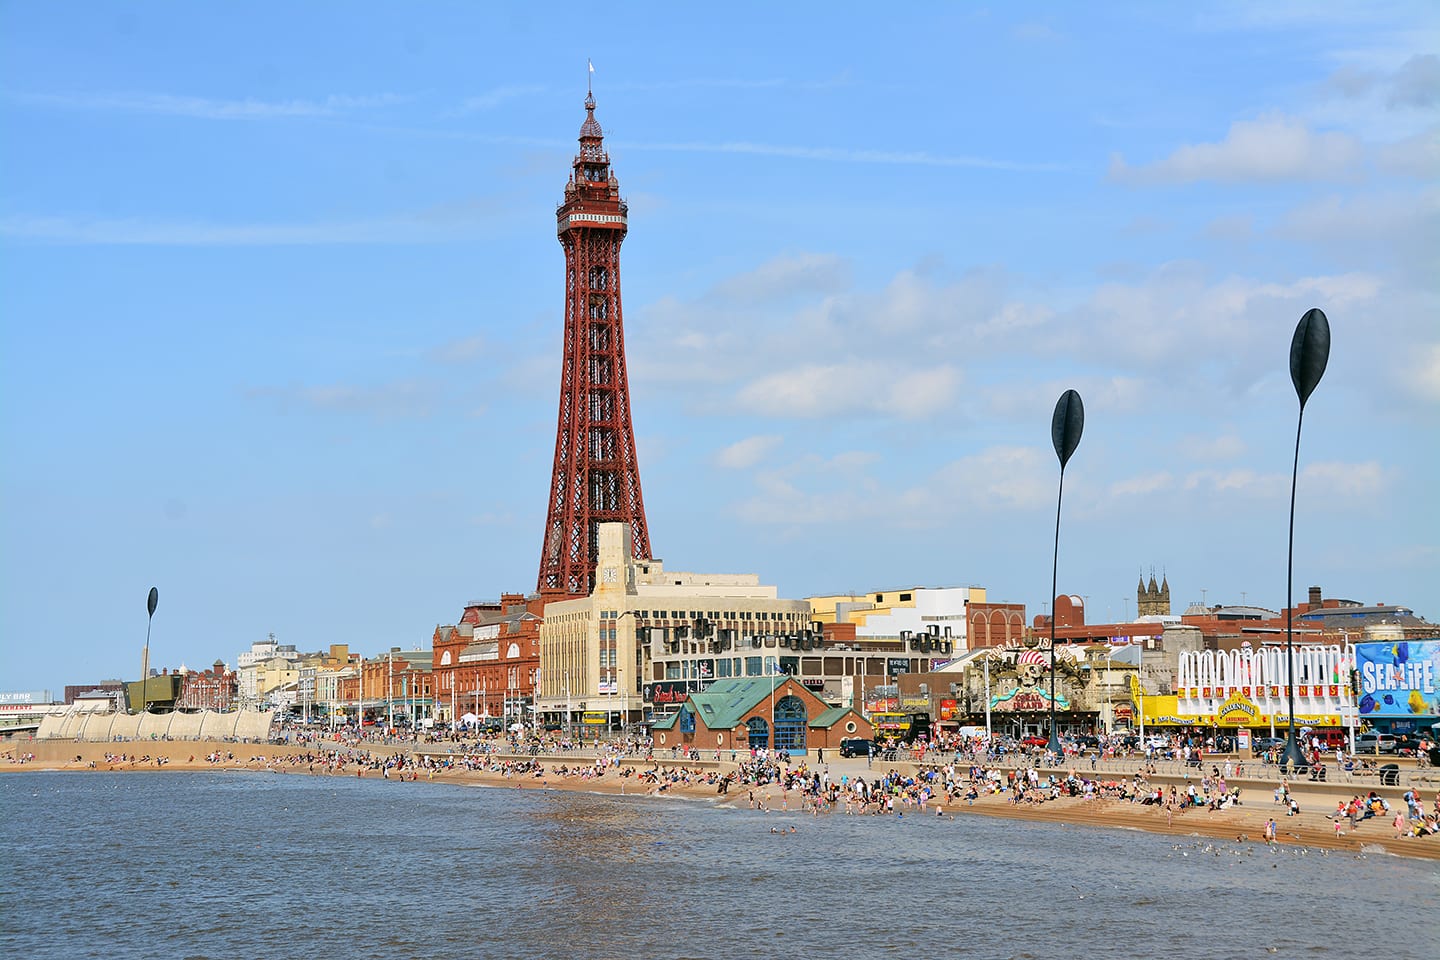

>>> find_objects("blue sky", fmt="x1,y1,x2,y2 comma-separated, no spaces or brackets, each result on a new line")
2,3,1436,694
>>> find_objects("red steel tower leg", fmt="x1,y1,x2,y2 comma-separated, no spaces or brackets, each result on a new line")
538,90,652,596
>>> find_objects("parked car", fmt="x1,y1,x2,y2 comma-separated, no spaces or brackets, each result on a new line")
1391,734,1422,757
839,737,875,758
1354,733,1398,754
1251,737,1287,756
1021,735,1050,748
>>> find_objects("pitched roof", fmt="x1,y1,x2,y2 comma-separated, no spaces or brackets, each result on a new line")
811,706,852,728
687,676,790,731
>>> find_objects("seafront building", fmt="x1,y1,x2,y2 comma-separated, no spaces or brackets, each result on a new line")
536,522,811,730
431,594,543,727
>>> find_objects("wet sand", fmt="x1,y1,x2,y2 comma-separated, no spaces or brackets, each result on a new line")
6,739,1437,862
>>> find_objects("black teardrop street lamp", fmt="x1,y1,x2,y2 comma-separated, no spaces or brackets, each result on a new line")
139,587,158,713
1047,389,1084,760
1282,308,1330,772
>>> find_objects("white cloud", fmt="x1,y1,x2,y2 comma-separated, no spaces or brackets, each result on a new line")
729,444,1049,529
0,204,507,246
1109,114,1363,184
715,435,784,469
1401,343,1440,403
734,362,960,420
428,335,487,364
1203,214,1254,242
1182,469,1288,497
247,380,436,419
1302,461,1387,496
1110,472,1174,497
935,447,1053,511
630,138,1063,172
1388,53,1440,109
1375,128,1440,178
708,253,850,304
11,90,403,119
1179,433,1248,461
458,85,547,112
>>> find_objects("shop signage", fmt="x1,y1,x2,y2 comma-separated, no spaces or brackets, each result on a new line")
644,680,709,704
1355,640,1440,718
900,696,931,711
887,658,910,676
800,678,825,690
939,698,958,721
1215,692,1260,727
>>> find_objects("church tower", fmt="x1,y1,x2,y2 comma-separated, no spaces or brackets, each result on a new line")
537,87,653,596
1136,567,1172,617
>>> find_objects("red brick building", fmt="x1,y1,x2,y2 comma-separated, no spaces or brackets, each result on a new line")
1032,594,1166,646
967,601,1028,649
650,676,872,754
176,660,237,711
432,593,548,725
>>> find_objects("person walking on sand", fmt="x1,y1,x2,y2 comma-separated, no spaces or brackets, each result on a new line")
1264,818,1277,844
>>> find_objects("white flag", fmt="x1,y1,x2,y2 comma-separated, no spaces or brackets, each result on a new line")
588,59,594,74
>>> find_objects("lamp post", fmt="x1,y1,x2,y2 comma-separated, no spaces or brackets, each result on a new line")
1281,308,1331,772
138,587,158,713
1047,389,1084,760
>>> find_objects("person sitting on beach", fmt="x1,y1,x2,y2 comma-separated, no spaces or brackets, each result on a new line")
1287,797,1300,817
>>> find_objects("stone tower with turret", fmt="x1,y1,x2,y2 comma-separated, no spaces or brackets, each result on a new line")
1136,568,1171,617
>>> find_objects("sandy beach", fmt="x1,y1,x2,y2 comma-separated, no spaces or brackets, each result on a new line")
6,738,1437,862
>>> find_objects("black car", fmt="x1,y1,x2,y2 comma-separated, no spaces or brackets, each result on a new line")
1393,734,1423,757
839,737,875,758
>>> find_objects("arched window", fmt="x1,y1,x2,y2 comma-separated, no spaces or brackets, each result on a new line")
745,716,769,750
440,651,452,666
506,643,521,659
772,695,808,753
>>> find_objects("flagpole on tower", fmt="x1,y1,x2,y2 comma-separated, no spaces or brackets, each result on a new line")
588,58,594,96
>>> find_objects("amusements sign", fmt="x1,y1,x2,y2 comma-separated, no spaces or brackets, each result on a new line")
1355,640,1440,718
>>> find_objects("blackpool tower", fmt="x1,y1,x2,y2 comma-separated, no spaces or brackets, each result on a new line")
537,88,652,596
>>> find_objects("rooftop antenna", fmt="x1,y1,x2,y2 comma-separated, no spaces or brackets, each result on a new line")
587,58,594,96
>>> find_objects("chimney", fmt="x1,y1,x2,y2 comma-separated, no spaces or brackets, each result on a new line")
1307,586,1322,608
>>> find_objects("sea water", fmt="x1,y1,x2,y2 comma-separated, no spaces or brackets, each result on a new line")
1,771,1434,960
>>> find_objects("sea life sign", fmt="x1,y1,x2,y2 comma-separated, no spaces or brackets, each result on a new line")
1355,640,1440,718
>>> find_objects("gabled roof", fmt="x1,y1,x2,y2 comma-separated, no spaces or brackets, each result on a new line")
811,706,853,728
687,677,790,731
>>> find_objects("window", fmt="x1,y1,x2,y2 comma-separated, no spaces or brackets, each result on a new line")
900,593,912,602
665,663,681,680
745,717,769,749
745,656,763,677
773,695,808,753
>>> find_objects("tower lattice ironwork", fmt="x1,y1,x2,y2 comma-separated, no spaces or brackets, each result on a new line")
537,89,652,596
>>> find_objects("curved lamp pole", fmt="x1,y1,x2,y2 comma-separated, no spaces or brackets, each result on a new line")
1282,308,1330,772
1048,390,1084,760
139,586,158,713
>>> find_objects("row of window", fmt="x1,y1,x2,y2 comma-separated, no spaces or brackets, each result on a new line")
655,656,929,681
628,610,803,622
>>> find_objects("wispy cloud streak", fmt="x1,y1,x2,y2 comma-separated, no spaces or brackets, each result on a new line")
10,91,405,119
